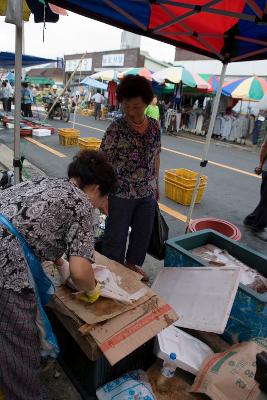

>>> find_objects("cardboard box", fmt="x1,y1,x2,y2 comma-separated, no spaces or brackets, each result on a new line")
54,252,178,365
90,296,178,365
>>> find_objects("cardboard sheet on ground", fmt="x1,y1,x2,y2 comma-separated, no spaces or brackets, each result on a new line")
55,253,153,325
152,267,240,334
90,296,178,365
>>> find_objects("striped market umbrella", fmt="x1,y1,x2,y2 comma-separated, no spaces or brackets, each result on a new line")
119,67,152,81
200,74,220,93
152,66,210,90
222,76,267,101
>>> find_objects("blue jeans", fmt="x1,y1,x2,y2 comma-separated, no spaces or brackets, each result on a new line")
94,103,101,119
102,195,156,266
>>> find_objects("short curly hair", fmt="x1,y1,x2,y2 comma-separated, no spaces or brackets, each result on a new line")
116,75,153,105
68,150,117,196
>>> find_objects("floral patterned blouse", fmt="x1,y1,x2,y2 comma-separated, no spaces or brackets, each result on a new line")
100,117,161,199
0,177,95,293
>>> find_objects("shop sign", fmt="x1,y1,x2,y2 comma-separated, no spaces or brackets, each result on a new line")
102,54,124,67
65,58,92,72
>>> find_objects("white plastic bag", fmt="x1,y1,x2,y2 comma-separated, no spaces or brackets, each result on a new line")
96,370,156,400
155,325,214,375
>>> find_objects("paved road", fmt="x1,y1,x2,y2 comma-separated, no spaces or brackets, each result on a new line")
0,112,265,268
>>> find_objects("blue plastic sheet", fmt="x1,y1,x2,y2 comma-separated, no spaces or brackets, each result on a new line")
0,214,59,358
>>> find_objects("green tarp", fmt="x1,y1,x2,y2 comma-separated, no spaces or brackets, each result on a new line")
25,77,55,85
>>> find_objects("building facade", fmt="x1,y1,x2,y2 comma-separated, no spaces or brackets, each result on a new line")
175,48,211,61
64,48,170,83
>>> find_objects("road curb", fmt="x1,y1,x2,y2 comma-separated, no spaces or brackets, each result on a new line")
0,143,46,178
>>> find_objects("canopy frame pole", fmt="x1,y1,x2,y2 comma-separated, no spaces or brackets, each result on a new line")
72,64,82,129
14,0,23,185
185,62,228,231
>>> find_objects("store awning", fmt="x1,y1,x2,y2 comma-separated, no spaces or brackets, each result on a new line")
47,0,267,63
0,52,56,68
25,77,55,85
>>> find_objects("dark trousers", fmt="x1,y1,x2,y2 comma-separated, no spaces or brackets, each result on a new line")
244,171,267,231
94,103,101,120
2,98,8,112
22,103,33,118
102,195,156,266
7,98,12,112
0,289,42,400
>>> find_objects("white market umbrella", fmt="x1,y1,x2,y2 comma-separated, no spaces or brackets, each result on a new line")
90,70,118,82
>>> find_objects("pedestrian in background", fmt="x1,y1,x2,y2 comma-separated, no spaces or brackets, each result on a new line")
31,85,37,104
145,95,160,122
91,89,105,120
1,81,10,113
244,132,267,241
100,75,161,281
5,80,13,112
21,82,33,118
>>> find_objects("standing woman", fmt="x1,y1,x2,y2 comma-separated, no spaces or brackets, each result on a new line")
1,81,9,113
21,82,33,117
100,75,161,281
0,150,116,400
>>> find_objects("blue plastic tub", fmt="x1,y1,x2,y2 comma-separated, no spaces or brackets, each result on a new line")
164,229,267,343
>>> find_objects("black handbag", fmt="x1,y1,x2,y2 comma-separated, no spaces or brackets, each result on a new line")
147,203,169,260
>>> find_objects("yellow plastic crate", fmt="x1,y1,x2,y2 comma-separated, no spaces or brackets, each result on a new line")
165,168,207,187
78,137,101,151
58,128,80,147
164,178,206,206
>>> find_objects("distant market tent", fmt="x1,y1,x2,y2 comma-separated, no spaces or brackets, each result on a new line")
25,76,55,86
3,71,15,85
0,52,56,68
80,76,108,90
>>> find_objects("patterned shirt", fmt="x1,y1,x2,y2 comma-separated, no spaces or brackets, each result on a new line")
100,117,161,199
0,177,95,293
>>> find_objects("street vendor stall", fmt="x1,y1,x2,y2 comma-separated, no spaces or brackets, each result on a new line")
2,1,267,398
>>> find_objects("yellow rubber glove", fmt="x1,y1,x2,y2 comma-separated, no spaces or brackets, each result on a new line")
78,283,101,304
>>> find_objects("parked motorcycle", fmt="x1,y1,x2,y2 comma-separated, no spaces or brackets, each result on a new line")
44,95,70,122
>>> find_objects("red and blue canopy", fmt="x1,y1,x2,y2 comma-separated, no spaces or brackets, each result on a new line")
46,0,267,63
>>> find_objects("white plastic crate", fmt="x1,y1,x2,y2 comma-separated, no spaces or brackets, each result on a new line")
32,129,51,137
